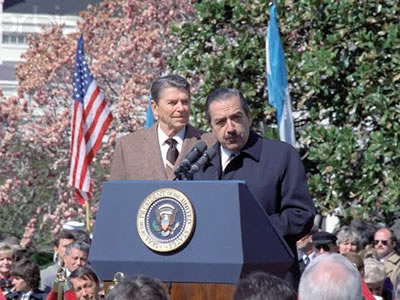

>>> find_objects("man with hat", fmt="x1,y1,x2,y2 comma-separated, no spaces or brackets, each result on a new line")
312,231,338,256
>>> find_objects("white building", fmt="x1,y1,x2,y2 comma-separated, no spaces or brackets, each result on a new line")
0,0,102,97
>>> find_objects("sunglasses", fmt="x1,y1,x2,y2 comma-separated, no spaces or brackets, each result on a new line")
314,244,331,251
373,239,389,246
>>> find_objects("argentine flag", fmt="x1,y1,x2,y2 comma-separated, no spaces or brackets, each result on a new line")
266,4,296,146
145,94,155,128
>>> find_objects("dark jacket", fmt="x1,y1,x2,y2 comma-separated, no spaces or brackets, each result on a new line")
6,289,47,300
193,132,315,286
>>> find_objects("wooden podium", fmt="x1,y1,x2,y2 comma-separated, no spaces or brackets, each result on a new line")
90,180,293,300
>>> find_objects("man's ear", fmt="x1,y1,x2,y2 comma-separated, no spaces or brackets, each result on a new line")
150,99,158,118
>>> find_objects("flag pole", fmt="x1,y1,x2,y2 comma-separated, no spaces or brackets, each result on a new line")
85,201,91,233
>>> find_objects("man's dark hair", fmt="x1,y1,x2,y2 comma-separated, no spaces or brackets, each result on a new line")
10,258,40,290
70,266,99,287
234,272,296,300
106,276,169,300
205,88,250,123
150,75,190,104
65,240,90,256
52,230,76,247
70,230,91,245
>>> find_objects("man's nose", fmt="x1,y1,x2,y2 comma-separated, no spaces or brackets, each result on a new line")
77,259,85,266
226,119,235,132
176,101,185,111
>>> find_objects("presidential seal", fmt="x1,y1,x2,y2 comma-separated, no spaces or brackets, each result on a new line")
137,188,195,252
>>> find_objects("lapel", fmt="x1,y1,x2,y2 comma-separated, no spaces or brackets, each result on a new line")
167,124,201,180
144,123,168,180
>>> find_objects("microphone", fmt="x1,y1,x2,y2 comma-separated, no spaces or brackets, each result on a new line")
174,141,207,176
188,147,217,176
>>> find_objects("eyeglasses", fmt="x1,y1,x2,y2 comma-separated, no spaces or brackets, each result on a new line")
314,244,330,252
373,239,389,246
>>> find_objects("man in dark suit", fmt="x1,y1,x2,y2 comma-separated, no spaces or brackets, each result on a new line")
110,74,214,180
193,87,315,286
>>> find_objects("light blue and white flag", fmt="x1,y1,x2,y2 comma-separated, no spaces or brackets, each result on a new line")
266,4,296,146
145,94,154,128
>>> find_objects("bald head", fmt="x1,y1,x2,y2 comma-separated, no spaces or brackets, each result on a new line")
299,253,363,300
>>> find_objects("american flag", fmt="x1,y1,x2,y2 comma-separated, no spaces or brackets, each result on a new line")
69,35,113,204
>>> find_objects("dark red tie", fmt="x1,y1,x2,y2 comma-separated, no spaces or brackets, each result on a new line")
165,138,178,169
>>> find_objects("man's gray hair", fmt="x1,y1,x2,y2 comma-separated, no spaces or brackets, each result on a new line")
65,240,90,256
299,253,363,300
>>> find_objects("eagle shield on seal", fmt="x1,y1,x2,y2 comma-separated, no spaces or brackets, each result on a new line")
153,203,180,236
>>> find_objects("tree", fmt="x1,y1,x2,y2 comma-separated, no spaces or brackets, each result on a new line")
169,0,400,223
0,0,195,252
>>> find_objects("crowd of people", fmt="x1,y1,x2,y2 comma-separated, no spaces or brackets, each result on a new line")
1,74,398,300
0,222,400,300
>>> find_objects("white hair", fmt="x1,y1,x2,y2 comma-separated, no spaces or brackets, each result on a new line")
299,253,363,300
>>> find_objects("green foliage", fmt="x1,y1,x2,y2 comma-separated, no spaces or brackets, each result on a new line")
169,0,400,223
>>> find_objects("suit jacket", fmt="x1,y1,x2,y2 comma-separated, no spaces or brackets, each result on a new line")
110,123,215,180
40,263,58,293
193,132,315,287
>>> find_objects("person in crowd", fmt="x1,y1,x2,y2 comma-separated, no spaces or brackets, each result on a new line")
373,227,400,283
393,267,400,300
349,220,377,250
360,245,380,260
297,225,318,274
7,258,46,300
336,225,361,254
110,74,214,180
70,231,91,246
1,238,25,262
63,241,90,275
312,231,338,256
40,230,76,292
0,243,15,297
298,253,363,300
106,276,169,300
69,267,99,300
364,257,391,300
234,271,296,300
342,252,375,300
192,87,315,287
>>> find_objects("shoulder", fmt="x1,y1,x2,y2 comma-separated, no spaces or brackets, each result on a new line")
115,126,154,147
40,263,58,276
185,125,216,146
257,134,299,158
31,290,47,300
387,252,400,264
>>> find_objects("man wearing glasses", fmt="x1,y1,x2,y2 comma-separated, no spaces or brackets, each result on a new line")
373,227,400,283
312,231,338,256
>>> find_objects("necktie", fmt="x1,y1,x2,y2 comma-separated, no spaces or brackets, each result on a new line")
223,153,236,171
165,138,179,169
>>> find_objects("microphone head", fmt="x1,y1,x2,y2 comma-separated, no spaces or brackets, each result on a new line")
193,141,207,154
204,146,217,159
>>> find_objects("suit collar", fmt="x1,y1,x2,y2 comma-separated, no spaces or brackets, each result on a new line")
218,131,262,162
239,131,262,162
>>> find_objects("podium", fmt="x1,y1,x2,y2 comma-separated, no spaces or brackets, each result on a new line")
89,180,293,300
